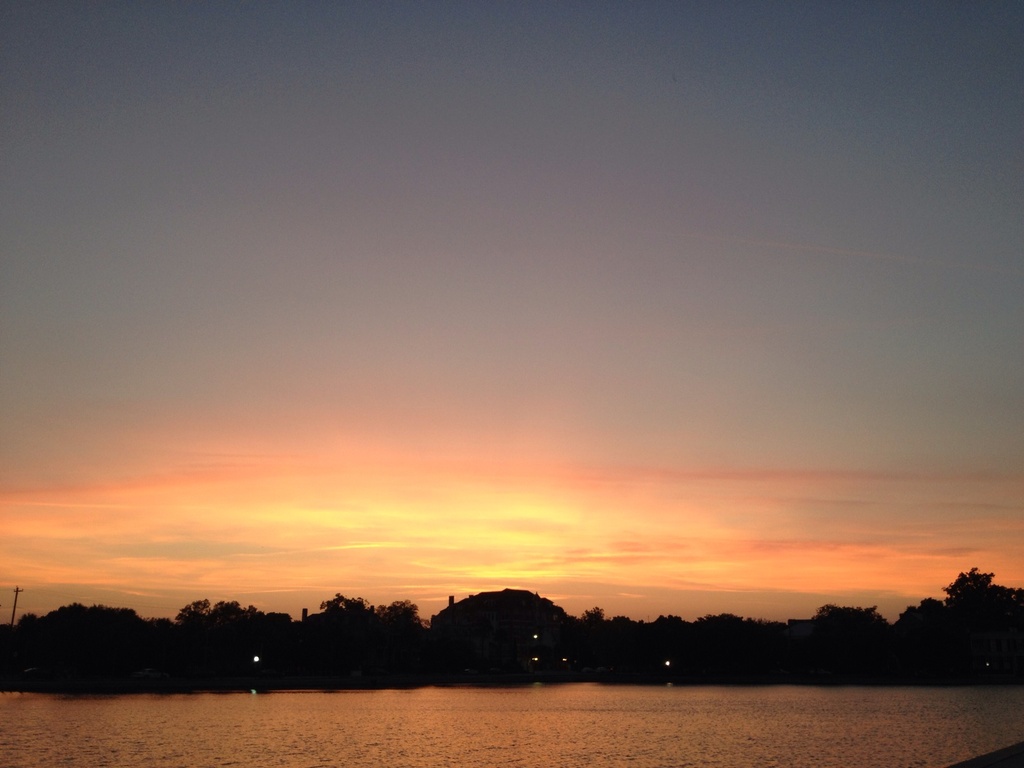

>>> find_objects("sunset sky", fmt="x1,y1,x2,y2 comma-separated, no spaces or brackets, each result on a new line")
2,3,1022,624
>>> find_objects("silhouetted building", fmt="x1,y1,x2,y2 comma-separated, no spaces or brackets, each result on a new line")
970,629,1024,675
785,619,815,640
430,589,567,670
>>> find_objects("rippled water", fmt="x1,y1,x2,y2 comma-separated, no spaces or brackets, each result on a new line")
2,684,1022,768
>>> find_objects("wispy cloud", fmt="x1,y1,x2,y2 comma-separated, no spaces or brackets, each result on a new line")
3,445,1020,620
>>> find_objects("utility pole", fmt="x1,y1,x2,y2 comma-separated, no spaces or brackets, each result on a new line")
10,586,22,628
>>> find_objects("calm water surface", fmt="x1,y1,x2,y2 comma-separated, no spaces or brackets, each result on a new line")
2,684,1022,768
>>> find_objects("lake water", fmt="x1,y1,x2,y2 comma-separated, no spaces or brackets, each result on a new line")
2,684,1022,768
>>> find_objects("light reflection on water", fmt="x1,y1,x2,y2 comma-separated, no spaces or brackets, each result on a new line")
2,684,1022,768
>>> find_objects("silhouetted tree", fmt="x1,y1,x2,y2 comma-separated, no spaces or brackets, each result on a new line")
173,599,214,675
554,614,586,669
889,568,1024,677
571,607,612,668
310,593,379,673
690,614,786,674
175,599,213,627
375,600,426,671
209,600,260,625
895,597,965,676
589,615,644,670
24,604,153,676
809,604,892,675
647,614,690,672
146,617,176,674
944,568,1024,631
9,613,39,674
172,599,272,675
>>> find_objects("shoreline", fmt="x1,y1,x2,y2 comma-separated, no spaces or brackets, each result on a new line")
3,671,1021,695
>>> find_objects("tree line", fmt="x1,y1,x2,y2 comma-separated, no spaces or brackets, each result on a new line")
2,568,1021,680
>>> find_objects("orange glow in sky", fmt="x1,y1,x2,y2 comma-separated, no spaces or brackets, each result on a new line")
3,444,1020,621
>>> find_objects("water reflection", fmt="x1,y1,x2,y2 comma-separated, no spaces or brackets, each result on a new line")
1,685,1022,768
